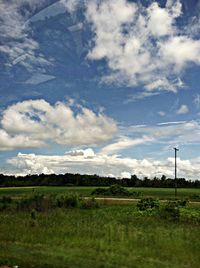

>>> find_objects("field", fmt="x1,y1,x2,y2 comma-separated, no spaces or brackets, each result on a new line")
0,186,200,267
0,205,200,268
0,186,200,200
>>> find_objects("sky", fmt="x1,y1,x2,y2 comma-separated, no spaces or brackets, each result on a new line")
1,0,200,179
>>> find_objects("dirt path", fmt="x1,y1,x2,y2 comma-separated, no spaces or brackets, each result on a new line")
85,196,200,205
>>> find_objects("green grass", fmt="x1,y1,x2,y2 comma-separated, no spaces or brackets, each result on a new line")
0,186,94,197
0,205,200,268
129,187,200,199
0,186,200,200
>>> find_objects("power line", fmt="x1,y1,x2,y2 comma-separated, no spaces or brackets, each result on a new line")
174,147,179,197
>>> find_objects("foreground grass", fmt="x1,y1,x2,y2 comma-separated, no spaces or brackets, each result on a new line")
0,205,200,268
0,186,200,200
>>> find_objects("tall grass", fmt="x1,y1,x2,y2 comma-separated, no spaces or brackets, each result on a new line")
0,204,200,267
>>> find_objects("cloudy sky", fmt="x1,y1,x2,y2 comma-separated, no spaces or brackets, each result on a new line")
1,0,200,179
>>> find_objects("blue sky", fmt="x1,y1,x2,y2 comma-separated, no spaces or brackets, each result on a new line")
1,0,200,179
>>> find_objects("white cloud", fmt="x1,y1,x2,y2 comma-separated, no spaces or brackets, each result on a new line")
159,36,200,70
67,148,95,158
27,0,78,23
61,0,78,13
0,99,117,150
101,136,153,155
145,78,184,92
0,0,50,71
147,2,175,37
176,104,189,115
24,73,56,85
86,0,200,92
121,171,131,179
6,151,200,179
158,111,166,117
124,91,160,103
128,120,200,147
193,94,200,109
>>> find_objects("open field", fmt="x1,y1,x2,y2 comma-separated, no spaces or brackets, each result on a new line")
0,186,200,200
0,204,200,268
0,190,200,267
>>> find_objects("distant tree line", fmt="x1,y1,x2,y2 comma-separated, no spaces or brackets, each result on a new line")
0,173,200,188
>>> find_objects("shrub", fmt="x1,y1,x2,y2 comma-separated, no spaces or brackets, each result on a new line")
18,194,52,212
91,188,107,195
161,201,180,221
80,198,99,209
109,184,130,196
137,198,160,211
189,194,200,201
56,193,80,208
177,199,189,207
92,185,131,196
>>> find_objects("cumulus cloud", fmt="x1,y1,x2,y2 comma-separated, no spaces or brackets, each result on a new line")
7,151,200,179
176,104,189,115
0,99,117,150
67,148,95,158
159,36,200,70
86,0,200,92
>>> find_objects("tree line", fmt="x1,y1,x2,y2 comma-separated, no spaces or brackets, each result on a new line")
0,173,200,188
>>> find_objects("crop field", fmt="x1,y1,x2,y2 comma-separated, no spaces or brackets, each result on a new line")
0,186,200,200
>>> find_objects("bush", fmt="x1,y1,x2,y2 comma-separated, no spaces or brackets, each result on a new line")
177,199,189,207
91,188,107,195
92,184,131,196
109,184,130,196
189,194,200,201
137,198,160,211
56,193,80,208
161,201,180,221
18,194,52,212
80,198,99,209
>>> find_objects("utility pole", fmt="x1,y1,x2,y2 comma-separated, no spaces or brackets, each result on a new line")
174,147,179,198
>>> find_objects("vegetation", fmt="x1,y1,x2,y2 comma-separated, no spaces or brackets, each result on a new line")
0,190,200,267
0,201,200,267
0,193,99,213
92,184,142,197
137,197,160,211
1,173,200,188
1,185,200,202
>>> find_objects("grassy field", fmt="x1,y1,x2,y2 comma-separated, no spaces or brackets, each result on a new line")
0,186,200,200
0,204,200,268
